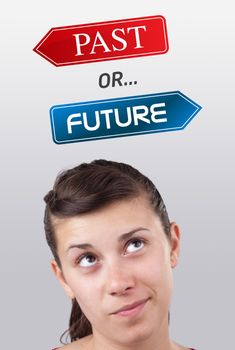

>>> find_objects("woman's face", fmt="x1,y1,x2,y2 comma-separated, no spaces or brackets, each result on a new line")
52,196,180,346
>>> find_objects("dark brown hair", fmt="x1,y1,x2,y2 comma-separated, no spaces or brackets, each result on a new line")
43,159,171,343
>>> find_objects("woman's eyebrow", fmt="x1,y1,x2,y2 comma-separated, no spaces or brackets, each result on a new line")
118,227,149,242
66,227,149,254
66,243,94,253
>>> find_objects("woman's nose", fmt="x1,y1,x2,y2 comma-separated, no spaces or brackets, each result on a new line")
105,261,135,296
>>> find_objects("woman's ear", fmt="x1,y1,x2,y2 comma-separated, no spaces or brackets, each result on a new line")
169,222,181,268
51,260,75,299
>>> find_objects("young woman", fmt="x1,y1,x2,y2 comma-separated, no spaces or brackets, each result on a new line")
44,159,196,350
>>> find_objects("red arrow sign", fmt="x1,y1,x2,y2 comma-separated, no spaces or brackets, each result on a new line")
33,15,169,67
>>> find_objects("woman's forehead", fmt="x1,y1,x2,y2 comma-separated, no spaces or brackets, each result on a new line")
54,197,164,252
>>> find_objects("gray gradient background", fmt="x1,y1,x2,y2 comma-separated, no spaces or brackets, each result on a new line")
1,1,234,349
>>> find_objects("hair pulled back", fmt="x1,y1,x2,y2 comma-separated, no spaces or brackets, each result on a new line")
43,159,170,343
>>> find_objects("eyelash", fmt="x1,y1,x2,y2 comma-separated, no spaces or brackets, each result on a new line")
76,253,97,267
124,237,146,254
75,237,146,267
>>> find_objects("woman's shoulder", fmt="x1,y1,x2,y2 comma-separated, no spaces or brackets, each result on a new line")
52,335,92,350
52,348,197,350
52,340,196,350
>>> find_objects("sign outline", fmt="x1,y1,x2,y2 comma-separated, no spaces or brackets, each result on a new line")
34,15,169,67
50,91,202,144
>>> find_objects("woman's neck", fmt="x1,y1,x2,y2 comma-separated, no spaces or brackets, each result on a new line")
89,317,174,350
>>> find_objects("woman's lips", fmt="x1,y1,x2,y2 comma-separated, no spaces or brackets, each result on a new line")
112,298,149,317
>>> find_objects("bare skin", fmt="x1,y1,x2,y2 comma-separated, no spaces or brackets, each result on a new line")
54,335,191,350
51,197,193,350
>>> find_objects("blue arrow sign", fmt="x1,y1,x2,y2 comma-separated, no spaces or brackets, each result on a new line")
50,91,202,144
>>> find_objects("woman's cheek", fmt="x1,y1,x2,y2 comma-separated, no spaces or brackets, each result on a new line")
143,251,173,289
69,271,97,302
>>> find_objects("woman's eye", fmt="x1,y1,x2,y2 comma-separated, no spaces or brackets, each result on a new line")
125,239,144,253
78,254,97,267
